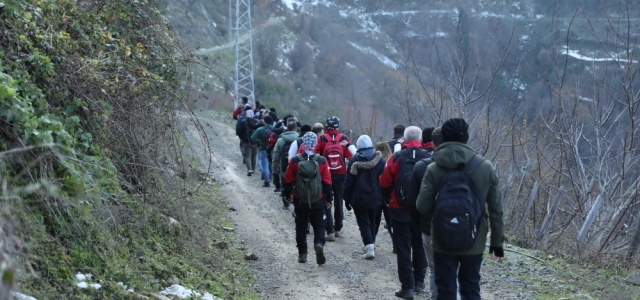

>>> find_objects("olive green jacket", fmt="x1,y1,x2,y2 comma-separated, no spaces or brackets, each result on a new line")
416,142,504,255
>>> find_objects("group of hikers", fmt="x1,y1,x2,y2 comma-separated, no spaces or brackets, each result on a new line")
233,96,505,300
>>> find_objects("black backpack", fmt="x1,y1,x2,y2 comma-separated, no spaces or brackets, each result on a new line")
432,155,485,252
395,148,431,207
350,165,380,210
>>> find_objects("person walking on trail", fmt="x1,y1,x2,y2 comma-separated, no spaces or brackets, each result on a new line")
273,119,300,209
236,110,260,176
407,127,441,299
233,96,251,120
373,142,394,252
283,132,334,265
343,135,385,259
388,124,406,153
287,124,317,161
416,118,504,300
380,126,430,299
250,115,276,187
315,116,353,241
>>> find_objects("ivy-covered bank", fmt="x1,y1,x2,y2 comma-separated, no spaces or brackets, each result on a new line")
0,0,257,299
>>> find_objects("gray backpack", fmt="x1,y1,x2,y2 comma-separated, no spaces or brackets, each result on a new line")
295,154,322,208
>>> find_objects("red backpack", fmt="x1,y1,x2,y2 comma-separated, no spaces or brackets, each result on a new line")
262,127,278,149
321,133,346,171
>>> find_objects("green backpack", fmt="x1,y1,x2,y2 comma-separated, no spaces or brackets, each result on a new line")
295,154,322,208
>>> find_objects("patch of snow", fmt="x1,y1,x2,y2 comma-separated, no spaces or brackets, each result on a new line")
12,292,37,300
536,14,544,19
578,96,594,102
339,10,348,18
212,22,217,28
511,14,524,19
436,31,448,37
357,15,382,37
276,30,297,71
348,42,397,69
346,62,356,69
160,284,223,300
75,273,87,281
89,283,101,290
76,282,88,289
561,46,638,63
480,11,505,18
512,2,521,10
281,0,335,13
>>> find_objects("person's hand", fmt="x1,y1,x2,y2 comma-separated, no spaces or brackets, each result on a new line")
340,140,348,146
398,137,405,144
385,203,390,207
345,203,352,211
489,247,504,261
325,200,332,209
273,165,280,174
284,197,293,203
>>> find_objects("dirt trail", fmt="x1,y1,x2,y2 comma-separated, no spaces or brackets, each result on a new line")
180,111,524,299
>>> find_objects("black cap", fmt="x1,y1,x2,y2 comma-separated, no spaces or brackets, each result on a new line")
264,115,274,124
441,118,469,143
422,127,434,143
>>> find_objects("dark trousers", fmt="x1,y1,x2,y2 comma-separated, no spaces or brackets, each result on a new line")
294,206,326,254
433,252,482,300
354,208,378,245
326,173,345,232
392,221,427,291
375,204,393,246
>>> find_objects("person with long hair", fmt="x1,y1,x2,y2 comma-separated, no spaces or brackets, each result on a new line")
373,142,394,252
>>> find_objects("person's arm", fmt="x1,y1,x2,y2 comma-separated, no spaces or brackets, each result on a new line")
250,127,262,146
272,139,283,172
319,157,334,204
283,159,297,199
379,155,397,204
342,158,356,208
232,107,241,119
416,165,437,222
485,162,505,260
288,140,298,162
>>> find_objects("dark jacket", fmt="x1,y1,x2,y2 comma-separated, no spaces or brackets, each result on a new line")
387,134,403,150
409,158,433,235
343,148,385,210
237,117,260,144
283,153,334,210
250,124,274,151
379,140,429,223
416,142,504,255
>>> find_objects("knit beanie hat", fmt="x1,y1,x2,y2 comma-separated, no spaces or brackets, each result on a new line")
441,118,469,143
263,115,274,125
246,110,254,118
301,132,318,155
300,124,312,135
422,127,434,143
356,135,373,149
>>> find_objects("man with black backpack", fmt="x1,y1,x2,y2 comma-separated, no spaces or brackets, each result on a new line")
273,119,300,209
283,132,334,265
380,126,430,299
416,118,504,300
315,116,353,241
250,115,277,187
343,135,386,259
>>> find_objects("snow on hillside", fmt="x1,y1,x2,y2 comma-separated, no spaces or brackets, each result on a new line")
348,42,397,69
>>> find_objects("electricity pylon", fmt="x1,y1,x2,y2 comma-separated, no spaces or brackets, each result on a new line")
232,0,255,108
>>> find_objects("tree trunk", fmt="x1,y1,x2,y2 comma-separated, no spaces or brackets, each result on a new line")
516,181,539,235
535,186,565,249
577,195,604,244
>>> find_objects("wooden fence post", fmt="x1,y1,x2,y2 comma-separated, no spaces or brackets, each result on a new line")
534,186,565,249
516,181,539,235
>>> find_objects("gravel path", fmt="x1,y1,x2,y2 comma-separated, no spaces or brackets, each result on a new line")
180,110,528,300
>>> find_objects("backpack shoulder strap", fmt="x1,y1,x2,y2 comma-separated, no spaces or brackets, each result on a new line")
464,154,485,174
320,134,329,143
296,154,304,162
310,154,319,162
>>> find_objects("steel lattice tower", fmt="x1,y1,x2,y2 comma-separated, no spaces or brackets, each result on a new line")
233,0,255,108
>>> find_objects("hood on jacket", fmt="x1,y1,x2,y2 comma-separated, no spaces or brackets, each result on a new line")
280,131,299,142
350,150,382,175
433,142,477,170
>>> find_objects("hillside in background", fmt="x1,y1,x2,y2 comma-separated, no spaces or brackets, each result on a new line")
164,0,640,139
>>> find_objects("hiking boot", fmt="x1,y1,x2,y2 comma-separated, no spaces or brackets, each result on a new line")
262,182,270,188
394,289,414,299
298,253,307,263
362,244,375,259
282,203,290,210
314,243,326,265
414,282,425,294
325,233,335,242
392,244,397,254
334,230,342,237
273,187,280,193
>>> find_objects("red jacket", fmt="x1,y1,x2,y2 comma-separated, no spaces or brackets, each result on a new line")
283,153,334,209
379,140,422,209
314,129,353,175
232,106,243,120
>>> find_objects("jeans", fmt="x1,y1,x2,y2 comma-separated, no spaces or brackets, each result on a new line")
354,208,378,245
422,234,437,300
258,150,270,184
294,206,326,254
392,221,427,291
433,252,482,300
331,173,345,232
242,143,257,171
